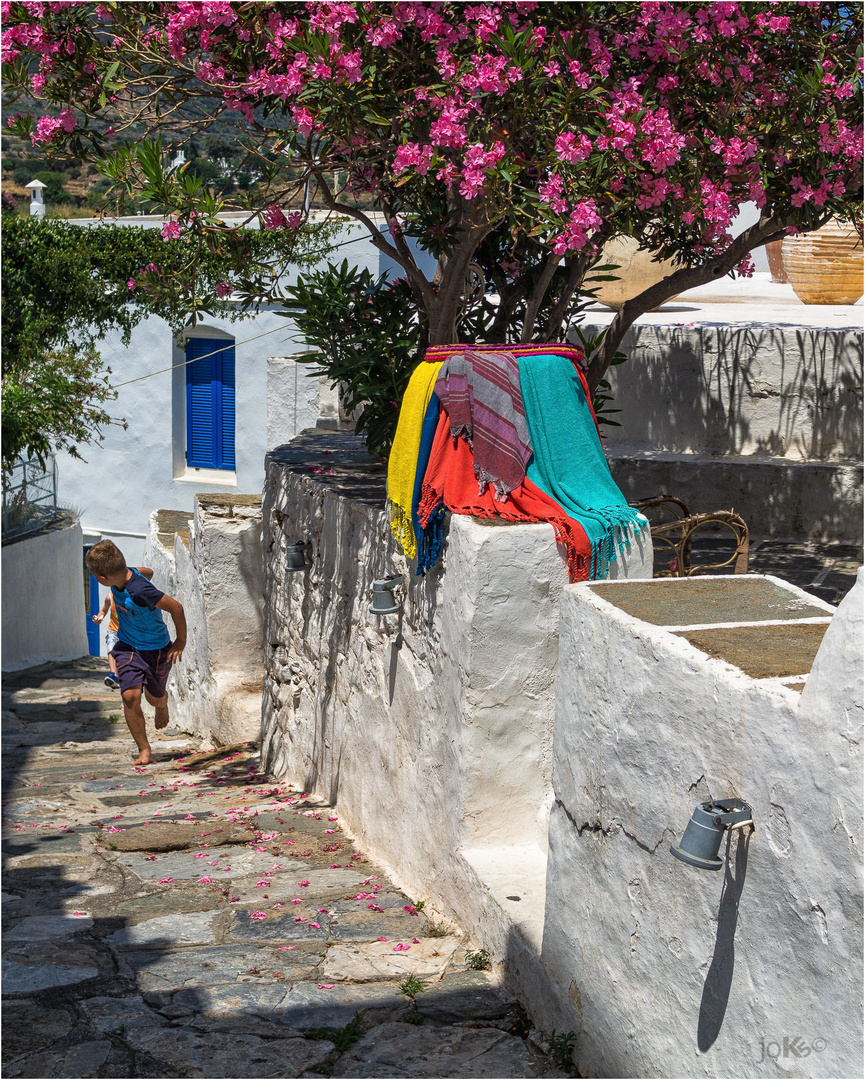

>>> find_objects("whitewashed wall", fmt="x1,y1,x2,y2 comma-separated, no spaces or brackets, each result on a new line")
55,218,385,575
2,519,89,671
597,324,862,463
144,496,264,746
544,572,863,1078
585,321,863,542
260,437,652,1014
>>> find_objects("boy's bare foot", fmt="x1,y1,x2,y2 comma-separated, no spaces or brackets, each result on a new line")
154,705,169,730
132,748,153,766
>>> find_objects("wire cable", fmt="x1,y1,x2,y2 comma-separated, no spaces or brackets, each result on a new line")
108,222,396,390
110,326,313,389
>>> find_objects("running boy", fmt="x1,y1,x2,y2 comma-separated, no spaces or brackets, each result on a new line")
84,539,186,766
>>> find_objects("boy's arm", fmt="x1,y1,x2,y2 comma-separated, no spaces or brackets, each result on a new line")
133,566,155,580
156,595,186,663
92,595,111,623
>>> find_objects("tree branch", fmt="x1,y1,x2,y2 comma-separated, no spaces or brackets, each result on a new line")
519,251,562,342
585,216,804,395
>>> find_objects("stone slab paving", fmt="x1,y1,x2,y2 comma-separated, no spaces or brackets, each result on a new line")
2,658,568,1079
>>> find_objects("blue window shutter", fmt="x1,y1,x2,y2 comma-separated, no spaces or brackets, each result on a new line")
218,343,236,469
186,338,236,470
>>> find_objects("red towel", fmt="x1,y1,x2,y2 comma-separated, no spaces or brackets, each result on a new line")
418,411,593,582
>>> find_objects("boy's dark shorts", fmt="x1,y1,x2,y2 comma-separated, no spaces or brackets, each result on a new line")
111,641,174,699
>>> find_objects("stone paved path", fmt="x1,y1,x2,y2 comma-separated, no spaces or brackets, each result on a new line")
2,659,568,1079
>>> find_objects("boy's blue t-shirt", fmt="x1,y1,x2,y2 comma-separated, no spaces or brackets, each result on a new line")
112,569,170,651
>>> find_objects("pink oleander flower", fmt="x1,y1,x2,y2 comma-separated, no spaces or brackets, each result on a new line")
250,910,268,920
299,879,310,887
393,943,411,951
215,280,232,298
554,130,593,165
263,204,288,230
158,878,173,884
161,220,182,241
318,984,335,990
198,876,212,883
126,279,136,291
31,107,76,145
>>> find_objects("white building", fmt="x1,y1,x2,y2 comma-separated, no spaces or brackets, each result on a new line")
56,213,434,653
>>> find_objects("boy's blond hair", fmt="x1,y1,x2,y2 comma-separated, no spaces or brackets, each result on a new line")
85,539,127,577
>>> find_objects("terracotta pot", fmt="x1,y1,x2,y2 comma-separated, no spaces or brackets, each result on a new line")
765,239,788,284
781,219,863,304
591,235,679,311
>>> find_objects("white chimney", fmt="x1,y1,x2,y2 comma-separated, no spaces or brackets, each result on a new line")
25,178,47,218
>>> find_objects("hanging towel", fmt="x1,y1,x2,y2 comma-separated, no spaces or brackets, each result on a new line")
417,411,593,582
387,360,444,560
425,342,586,368
435,349,532,500
411,390,445,575
518,352,643,578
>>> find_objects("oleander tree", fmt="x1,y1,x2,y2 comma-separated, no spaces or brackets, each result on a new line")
3,0,862,401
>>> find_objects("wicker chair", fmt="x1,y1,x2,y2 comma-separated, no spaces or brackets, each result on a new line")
631,496,749,577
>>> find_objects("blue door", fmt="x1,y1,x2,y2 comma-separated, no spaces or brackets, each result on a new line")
83,545,101,656
186,337,236,470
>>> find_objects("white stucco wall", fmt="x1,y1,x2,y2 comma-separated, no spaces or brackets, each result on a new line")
55,218,383,565
544,573,863,1078
144,497,265,746
2,519,89,671
596,323,862,463
260,439,652,1012
579,318,863,542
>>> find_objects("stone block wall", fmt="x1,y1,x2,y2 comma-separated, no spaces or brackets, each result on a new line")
145,495,264,746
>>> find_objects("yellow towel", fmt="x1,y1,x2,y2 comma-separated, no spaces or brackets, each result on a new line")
387,360,444,560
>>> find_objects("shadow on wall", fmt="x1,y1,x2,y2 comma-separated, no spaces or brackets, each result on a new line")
607,324,862,462
696,828,750,1052
609,454,861,543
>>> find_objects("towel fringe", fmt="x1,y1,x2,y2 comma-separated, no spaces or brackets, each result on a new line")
388,500,418,561
590,505,644,579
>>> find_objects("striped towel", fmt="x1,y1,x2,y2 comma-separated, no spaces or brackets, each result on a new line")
387,360,444,560
519,352,642,578
417,410,593,582
435,349,532,500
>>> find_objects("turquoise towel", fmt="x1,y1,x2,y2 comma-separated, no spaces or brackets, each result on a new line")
519,354,642,579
